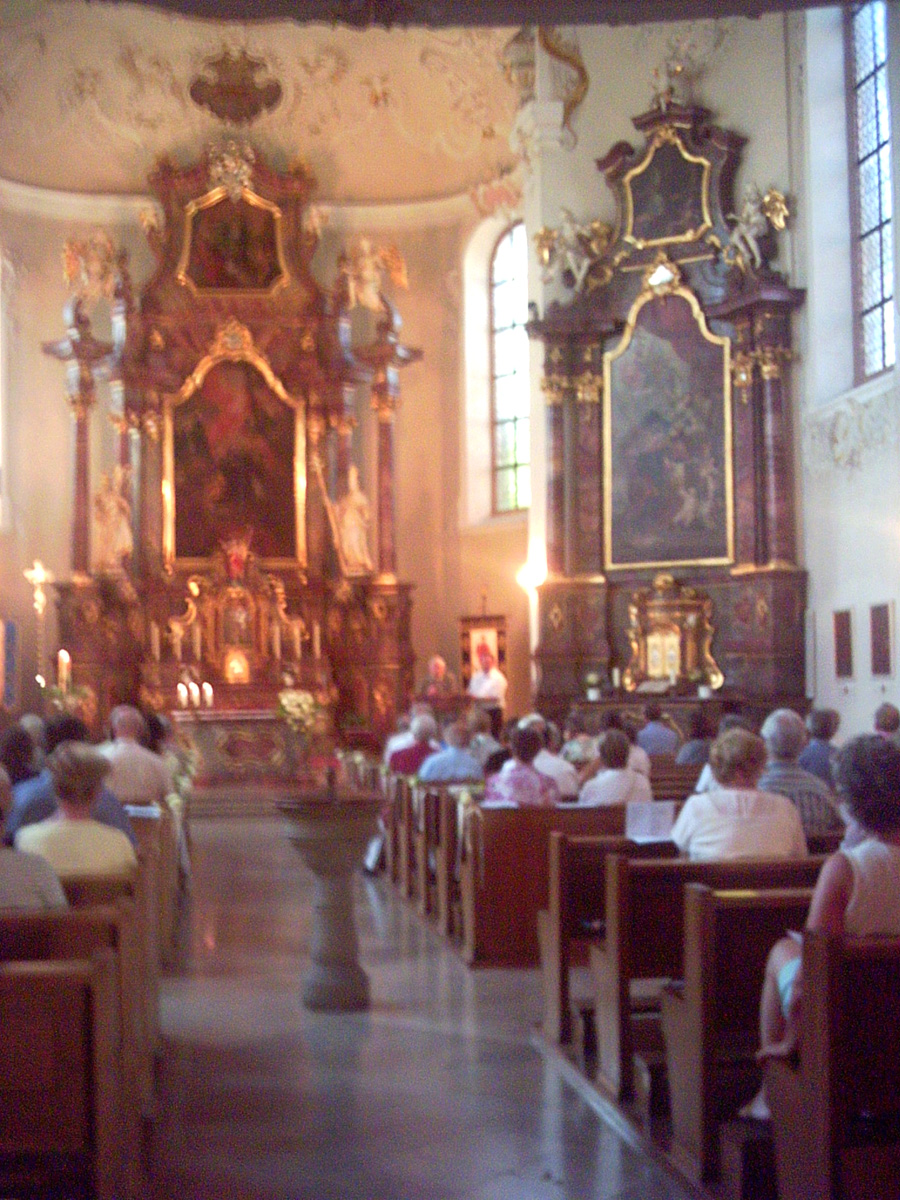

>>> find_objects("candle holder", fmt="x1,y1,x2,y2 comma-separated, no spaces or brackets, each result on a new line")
23,559,54,688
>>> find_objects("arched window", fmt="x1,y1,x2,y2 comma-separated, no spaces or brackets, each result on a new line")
847,0,895,379
490,222,530,514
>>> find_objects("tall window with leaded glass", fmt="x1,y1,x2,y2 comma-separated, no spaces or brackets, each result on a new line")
490,222,530,514
847,0,895,379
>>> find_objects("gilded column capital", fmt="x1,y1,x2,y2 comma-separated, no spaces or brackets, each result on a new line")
541,374,569,405
573,369,602,404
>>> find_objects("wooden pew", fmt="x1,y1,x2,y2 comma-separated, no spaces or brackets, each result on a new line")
660,883,813,1183
539,832,678,1046
766,930,900,1200
0,905,148,1199
590,854,825,1102
648,756,703,801
415,783,484,926
0,952,121,1200
391,775,417,898
459,804,628,967
62,870,160,1070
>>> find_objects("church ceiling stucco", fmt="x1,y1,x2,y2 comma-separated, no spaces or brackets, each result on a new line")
0,2,521,203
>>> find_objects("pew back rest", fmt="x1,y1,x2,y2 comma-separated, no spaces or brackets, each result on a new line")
649,758,703,801
460,805,628,966
550,832,678,936
0,952,117,1156
806,931,900,1126
0,904,124,964
606,854,826,982
685,884,813,1035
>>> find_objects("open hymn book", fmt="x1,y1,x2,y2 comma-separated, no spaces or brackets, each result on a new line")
625,800,677,843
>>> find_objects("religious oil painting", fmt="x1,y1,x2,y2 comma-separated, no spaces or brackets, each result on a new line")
171,360,297,561
181,191,285,293
459,615,507,690
604,289,732,570
624,135,711,249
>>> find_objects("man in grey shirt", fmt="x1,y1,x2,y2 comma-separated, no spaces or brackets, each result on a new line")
758,708,844,840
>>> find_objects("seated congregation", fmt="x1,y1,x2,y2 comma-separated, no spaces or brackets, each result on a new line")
376,692,900,1200
0,704,190,1200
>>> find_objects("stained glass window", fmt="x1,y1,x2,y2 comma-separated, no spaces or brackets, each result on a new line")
490,223,530,513
848,2,895,378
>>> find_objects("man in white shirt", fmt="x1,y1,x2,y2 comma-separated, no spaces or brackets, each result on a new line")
467,645,507,739
98,705,173,806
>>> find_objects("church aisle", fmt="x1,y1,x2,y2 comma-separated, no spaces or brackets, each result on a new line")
151,817,697,1200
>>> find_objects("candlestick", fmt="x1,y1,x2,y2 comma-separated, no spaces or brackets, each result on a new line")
188,681,200,708
176,682,188,708
202,682,214,708
272,621,281,662
150,621,161,663
313,621,321,660
57,649,71,693
192,622,202,661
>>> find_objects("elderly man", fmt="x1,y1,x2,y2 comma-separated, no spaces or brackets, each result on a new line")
418,720,482,784
757,707,844,840
417,655,458,702
388,713,440,776
99,705,173,806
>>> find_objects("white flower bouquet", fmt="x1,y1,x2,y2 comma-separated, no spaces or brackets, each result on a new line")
277,688,323,735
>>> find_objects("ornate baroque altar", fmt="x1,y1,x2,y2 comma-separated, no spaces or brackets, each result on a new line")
530,103,806,721
47,143,420,741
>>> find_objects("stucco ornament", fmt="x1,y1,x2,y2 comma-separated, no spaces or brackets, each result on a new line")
802,384,900,475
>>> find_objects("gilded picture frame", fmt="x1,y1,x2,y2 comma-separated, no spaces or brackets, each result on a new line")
622,126,713,251
603,273,734,571
177,185,289,295
162,320,307,570
459,614,507,691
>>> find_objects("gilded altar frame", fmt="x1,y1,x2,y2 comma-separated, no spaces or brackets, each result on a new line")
177,185,290,296
621,125,713,252
162,320,307,570
602,266,734,572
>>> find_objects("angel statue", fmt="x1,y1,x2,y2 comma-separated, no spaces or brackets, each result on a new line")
340,237,408,312
535,208,612,292
726,184,770,272
93,465,132,572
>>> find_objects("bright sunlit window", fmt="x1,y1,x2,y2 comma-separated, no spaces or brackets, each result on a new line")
490,222,531,514
847,0,895,379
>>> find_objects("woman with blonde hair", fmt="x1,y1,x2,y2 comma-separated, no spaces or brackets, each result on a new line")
669,728,807,861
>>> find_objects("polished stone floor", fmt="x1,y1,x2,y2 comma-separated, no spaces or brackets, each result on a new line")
150,817,699,1200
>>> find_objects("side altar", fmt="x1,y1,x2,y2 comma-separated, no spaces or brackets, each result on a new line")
529,100,806,715
47,144,421,742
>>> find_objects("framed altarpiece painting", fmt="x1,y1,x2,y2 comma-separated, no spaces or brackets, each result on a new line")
530,102,806,714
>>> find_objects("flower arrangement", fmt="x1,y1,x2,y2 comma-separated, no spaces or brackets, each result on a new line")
277,688,324,735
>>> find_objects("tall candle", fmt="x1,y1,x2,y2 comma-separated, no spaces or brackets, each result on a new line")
192,622,202,661
150,621,161,663
292,622,301,662
611,666,621,689
272,621,281,662
172,628,182,663
57,649,71,693
313,621,321,660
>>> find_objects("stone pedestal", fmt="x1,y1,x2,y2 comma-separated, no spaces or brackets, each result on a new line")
278,789,381,1012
